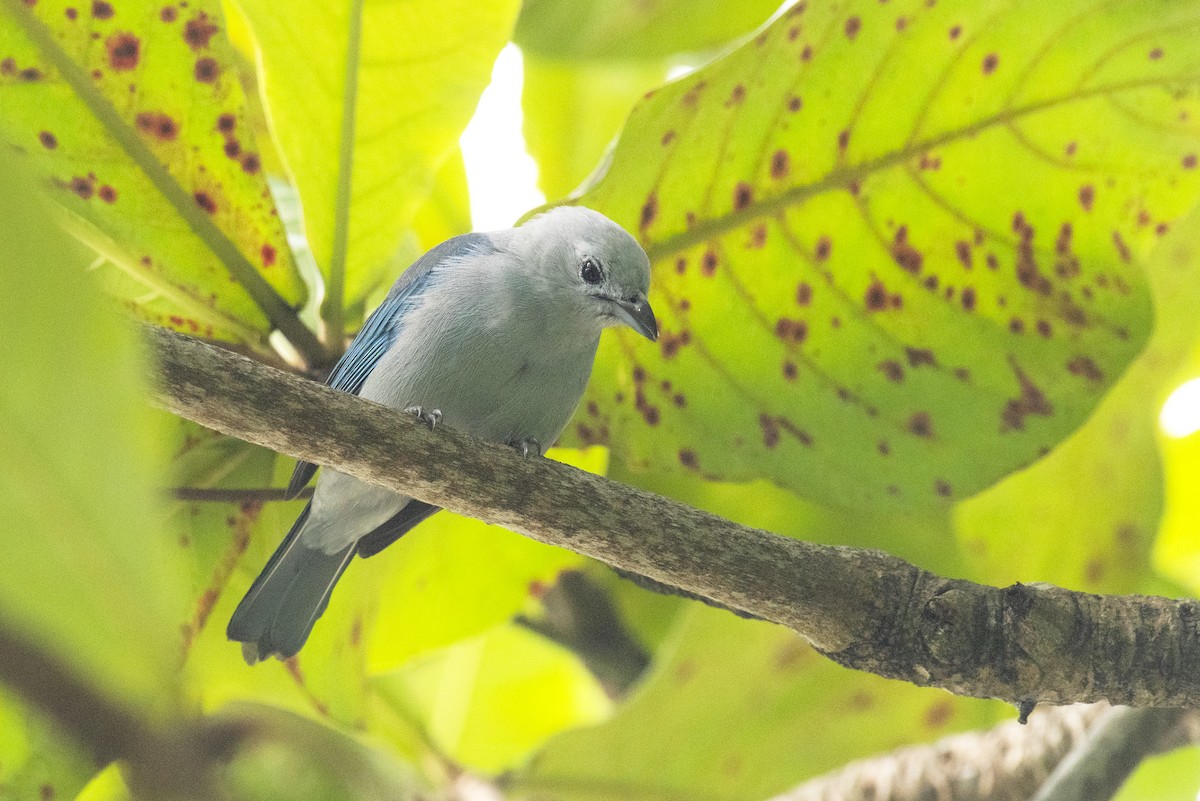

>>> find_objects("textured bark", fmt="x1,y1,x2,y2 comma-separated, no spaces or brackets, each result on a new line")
766,704,1200,801
148,327,1200,707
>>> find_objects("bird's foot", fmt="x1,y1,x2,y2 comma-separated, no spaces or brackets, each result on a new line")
405,406,442,429
509,437,541,459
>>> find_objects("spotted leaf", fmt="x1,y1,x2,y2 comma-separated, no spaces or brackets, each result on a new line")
567,0,1200,509
0,0,308,348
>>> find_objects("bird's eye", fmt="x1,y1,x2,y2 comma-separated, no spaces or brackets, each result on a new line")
581,257,603,285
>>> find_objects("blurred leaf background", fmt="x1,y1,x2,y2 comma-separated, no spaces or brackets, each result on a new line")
2,0,1200,798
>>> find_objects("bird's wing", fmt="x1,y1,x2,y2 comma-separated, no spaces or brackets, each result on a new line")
285,233,498,498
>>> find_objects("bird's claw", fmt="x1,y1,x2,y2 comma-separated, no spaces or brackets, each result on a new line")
510,437,541,459
405,406,442,429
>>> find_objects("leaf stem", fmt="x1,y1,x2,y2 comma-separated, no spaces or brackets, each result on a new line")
320,0,367,350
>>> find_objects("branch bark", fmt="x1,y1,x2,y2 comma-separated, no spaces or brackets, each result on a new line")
147,327,1200,708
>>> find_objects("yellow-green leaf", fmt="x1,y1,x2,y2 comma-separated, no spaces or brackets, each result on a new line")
0,0,311,352
515,606,1007,801
236,0,521,340
523,55,666,200
375,625,611,775
515,0,781,60
957,207,1200,593
0,144,186,707
567,0,1200,510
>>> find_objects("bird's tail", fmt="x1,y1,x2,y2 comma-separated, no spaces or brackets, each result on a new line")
227,502,355,664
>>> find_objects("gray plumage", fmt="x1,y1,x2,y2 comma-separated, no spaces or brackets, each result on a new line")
227,206,656,663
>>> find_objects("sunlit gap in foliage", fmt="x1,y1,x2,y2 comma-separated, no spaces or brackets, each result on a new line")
1160,377,1200,438
461,45,545,231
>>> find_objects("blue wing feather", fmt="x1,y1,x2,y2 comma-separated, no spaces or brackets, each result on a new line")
285,233,496,498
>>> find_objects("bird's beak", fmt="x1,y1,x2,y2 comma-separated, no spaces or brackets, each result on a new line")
613,293,658,341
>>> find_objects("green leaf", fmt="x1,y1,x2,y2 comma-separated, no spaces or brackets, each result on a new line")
0,144,186,706
0,689,95,801
366,446,600,673
523,55,667,200
566,0,1200,510
0,0,313,353
957,206,1200,592
515,0,781,60
1115,746,1200,801
515,605,1007,801
236,0,521,340
375,624,612,775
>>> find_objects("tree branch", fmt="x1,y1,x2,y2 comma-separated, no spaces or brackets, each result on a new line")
1029,706,1191,801
146,327,1200,708
766,703,1109,801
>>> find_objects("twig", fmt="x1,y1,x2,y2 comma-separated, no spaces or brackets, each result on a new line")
146,326,1200,708
170,486,313,502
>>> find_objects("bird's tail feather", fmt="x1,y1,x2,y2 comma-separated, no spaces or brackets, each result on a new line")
227,502,355,664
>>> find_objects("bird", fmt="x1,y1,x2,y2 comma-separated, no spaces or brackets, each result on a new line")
227,206,657,664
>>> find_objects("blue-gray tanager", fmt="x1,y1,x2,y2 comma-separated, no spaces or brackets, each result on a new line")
228,206,657,663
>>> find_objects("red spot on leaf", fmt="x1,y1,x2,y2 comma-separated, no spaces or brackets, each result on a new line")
878,360,903,382
727,84,745,106
194,191,216,213
98,185,116,203
782,361,797,380
954,240,972,269
981,53,998,73
1067,355,1103,382
1183,153,1197,169
934,479,952,497
1078,184,1094,211
640,193,657,230
135,111,178,140
223,139,240,158
1149,47,1163,60
961,287,976,311
774,318,808,344
701,249,718,277
194,56,219,82
91,0,113,19
679,449,699,469
796,282,812,306
948,24,961,39
65,7,77,19
216,113,236,133
660,129,676,146
771,149,790,179
891,226,923,273
787,95,802,112
261,243,276,267
38,131,57,149
106,32,140,70
844,16,860,39
19,67,43,81
759,414,780,448
814,236,831,261
160,5,177,21
184,14,219,50
733,182,753,210
1000,356,1053,432
240,153,261,174
865,280,888,311
907,411,933,438
1111,230,1131,263
68,176,93,199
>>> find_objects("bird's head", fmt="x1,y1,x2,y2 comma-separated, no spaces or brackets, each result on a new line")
515,206,657,341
